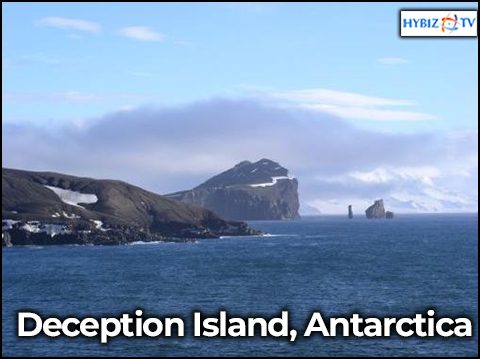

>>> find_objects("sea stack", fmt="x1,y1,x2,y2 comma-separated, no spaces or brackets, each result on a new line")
365,199,386,219
386,211,394,219
348,205,353,219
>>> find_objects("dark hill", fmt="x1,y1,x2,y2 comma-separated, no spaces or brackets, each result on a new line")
2,168,259,245
166,159,300,220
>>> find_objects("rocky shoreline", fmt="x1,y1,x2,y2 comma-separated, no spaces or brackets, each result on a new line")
2,168,262,247
2,220,260,247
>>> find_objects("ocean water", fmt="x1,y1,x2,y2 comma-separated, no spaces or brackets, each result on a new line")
2,214,478,356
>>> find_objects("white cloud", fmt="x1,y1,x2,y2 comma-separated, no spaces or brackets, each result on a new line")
273,88,413,108
3,99,476,214
269,88,437,122
306,164,476,214
350,166,442,186
303,105,437,122
390,188,473,212
118,26,164,42
37,17,101,33
377,57,410,65
119,105,135,112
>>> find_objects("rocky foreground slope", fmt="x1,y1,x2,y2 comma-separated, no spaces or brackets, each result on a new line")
166,159,300,220
2,168,260,246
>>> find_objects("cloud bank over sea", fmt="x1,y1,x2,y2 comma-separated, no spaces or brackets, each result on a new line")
2,99,477,214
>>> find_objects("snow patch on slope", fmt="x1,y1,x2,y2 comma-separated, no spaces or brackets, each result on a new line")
45,185,98,208
21,221,71,237
90,219,109,232
249,176,294,188
2,219,20,230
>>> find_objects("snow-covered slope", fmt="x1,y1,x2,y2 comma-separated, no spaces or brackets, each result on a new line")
44,185,98,208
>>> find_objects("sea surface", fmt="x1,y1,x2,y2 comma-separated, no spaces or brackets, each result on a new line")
2,214,478,356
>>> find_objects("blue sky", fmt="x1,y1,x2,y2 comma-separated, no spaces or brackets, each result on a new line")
3,2,477,132
2,2,478,213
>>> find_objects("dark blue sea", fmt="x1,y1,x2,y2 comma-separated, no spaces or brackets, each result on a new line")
2,214,478,356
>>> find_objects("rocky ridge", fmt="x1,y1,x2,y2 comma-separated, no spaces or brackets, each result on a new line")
2,168,260,246
166,159,300,220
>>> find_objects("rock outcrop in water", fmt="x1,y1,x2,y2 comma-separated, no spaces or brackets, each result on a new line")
348,205,353,219
365,199,386,219
166,159,300,220
2,168,260,246
365,199,395,219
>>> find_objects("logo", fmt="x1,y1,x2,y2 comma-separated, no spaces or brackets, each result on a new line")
400,10,477,37
441,13,459,33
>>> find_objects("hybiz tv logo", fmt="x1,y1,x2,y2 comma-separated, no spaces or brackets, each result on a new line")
401,10,477,37
441,13,460,34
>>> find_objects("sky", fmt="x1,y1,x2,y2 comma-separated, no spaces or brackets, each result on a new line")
2,2,478,214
